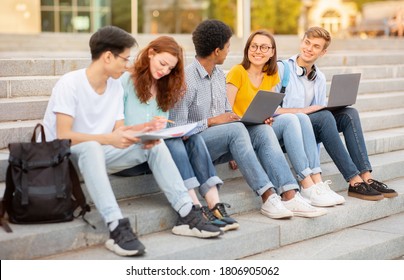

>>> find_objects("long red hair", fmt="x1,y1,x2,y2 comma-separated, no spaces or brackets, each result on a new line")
131,36,186,111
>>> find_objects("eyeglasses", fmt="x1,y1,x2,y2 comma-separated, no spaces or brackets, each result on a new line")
114,53,134,66
249,44,273,53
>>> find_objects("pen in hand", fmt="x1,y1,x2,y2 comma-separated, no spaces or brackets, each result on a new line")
153,116,175,124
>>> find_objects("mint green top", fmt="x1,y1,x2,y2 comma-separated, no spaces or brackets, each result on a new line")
120,71,168,126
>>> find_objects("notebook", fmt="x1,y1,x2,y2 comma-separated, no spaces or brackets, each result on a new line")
133,122,198,142
240,90,285,125
324,73,361,111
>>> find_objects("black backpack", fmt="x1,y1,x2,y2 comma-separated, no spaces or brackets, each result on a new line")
0,124,91,232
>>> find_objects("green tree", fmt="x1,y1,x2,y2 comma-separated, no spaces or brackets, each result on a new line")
351,0,390,11
208,0,301,34
208,0,237,32
251,0,276,31
273,0,301,34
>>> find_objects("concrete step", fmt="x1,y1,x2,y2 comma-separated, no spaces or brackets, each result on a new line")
26,177,404,260
2,52,404,77
2,74,403,99
321,64,404,80
357,77,404,94
357,108,404,132
0,120,39,150
313,149,404,193
1,107,403,150
0,33,402,54
1,90,402,123
0,76,58,98
319,127,404,165
244,211,404,260
354,92,404,112
2,147,404,213
0,96,49,122
1,126,404,188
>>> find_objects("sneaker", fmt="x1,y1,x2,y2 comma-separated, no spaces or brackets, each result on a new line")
348,182,384,201
282,192,327,218
201,206,228,231
172,205,222,238
105,218,146,256
319,180,346,205
367,179,398,198
211,203,240,231
300,183,337,207
261,193,293,219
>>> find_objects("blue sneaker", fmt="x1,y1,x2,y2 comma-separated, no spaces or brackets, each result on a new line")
172,205,222,238
201,206,228,231
211,203,239,231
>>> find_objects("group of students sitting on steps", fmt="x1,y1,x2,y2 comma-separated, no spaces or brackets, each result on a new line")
41,20,397,257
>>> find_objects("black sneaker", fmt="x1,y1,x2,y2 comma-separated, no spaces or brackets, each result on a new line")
172,205,222,238
348,182,384,201
105,218,146,256
211,203,240,231
201,206,228,231
367,179,398,198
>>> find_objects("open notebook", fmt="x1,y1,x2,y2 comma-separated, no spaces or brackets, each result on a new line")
133,123,198,142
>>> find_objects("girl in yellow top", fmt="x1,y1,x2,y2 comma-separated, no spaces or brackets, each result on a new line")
226,30,344,207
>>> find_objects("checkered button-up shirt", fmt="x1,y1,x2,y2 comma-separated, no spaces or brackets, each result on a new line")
169,58,232,133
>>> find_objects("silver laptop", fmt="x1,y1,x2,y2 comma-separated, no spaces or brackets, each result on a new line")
240,90,285,125
325,73,361,110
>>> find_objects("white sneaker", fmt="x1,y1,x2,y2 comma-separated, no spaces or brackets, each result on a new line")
282,192,327,218
261,193,293,219
300,184,337,207
320,180,346,205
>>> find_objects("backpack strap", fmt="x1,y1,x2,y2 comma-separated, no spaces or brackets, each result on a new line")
1,166,14,232
69,160,95,229
278,59,290,94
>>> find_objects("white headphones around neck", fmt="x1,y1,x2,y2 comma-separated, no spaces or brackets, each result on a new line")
295,60,317,81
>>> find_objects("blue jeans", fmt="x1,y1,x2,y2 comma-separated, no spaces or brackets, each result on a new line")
70,141,192,224
200,122,273,196
165,134,223,197
308,107,372,181
272,113,322,181
246,124,299,194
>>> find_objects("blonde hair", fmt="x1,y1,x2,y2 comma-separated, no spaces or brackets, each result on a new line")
304,27,331,50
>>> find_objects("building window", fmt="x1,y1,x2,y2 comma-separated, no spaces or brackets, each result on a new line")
40,0,111,32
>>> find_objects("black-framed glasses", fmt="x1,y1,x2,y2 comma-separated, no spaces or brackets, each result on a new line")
249,44,273,53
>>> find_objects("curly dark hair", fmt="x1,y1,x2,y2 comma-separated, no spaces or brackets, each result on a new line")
241,30,278,76
130,36,186,112
192,19,233,58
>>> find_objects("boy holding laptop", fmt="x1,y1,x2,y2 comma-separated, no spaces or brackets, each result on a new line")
275,26,397,201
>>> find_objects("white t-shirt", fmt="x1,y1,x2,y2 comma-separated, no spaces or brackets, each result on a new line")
42,68,125,141
301,76,315,107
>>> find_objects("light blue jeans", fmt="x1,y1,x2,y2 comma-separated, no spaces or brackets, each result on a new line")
245,124,300,194
271,113,322,181
200,122,298,196
70,141,192,224
165,134,223,197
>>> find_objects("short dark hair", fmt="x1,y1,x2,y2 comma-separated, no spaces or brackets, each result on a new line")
192,19,232,58
89,26,137,60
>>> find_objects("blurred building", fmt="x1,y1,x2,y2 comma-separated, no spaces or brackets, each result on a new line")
0,0,403,37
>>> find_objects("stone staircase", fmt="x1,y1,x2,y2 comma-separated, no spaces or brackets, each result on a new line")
1,36,404,260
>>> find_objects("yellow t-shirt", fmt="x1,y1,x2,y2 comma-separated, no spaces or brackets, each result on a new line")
226,64,280,116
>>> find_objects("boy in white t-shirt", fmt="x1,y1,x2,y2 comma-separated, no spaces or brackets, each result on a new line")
42,26,221,257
